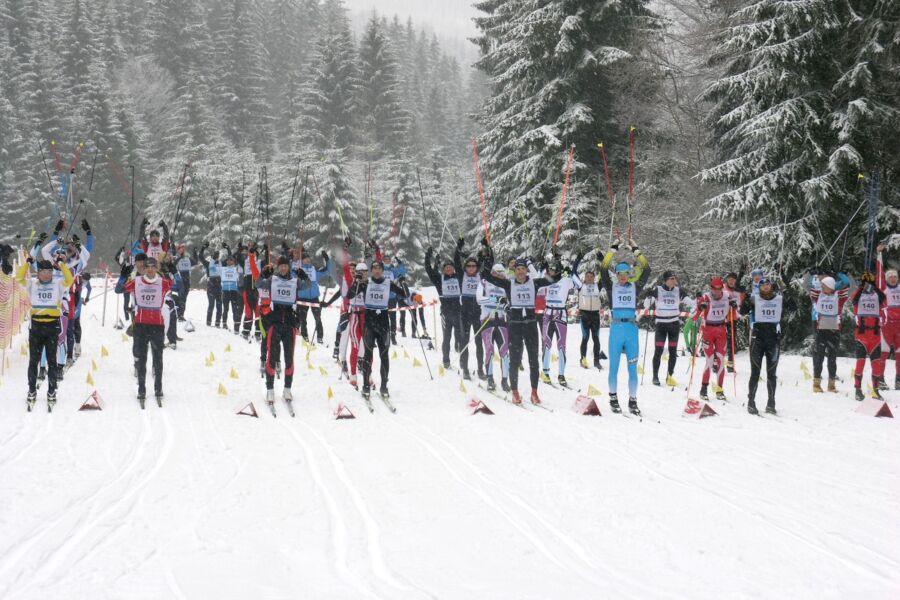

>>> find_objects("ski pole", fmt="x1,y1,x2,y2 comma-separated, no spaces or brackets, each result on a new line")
282,158,303,240
640,316,651,385
553,144,576,246
684,325,705,397
729,313,739,396
37,140,56,196
415,166,433,248
416,329,434,380
627,127,636,228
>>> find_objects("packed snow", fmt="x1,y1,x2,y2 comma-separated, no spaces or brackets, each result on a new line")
0,286,898,599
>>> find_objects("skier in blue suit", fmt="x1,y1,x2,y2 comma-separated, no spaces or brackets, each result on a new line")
599,228,650,415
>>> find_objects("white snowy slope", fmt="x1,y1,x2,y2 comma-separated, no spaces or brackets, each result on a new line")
0,287,899,600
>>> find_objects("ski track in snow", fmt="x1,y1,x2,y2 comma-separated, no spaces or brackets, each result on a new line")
1,288,899,598
279,421,382,600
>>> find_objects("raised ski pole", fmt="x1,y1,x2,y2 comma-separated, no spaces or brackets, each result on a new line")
640,315,651,385
37,140,56,196
553,144,576,246
282,158,303,240
416,327,434,380
129,165,136,249
415,166,433,248
297,166,310,249
598,143,617,246
729,310,739,396
472,138,492,243
627,126,636,229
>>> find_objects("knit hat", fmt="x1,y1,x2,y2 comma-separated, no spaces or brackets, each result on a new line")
276,256,290,266
355,263,369,272
36,260,53,271
820,276,836,290
615,262,632,274
710,277,724,289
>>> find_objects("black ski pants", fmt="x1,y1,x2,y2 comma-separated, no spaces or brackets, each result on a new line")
134,323,165,395
812,329,839,379
362,312,391,388
748,334,779,404
653,320,680,378
509,319,540,391
28,320,61,394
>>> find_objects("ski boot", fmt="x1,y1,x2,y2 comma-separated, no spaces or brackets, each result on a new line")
266,389,275,407
283,389,293,402
380,384,390,398
872,387,883,400
477,366,486,381
747,399,758,415
155,391,164,407
442,360,451,370
462,368,472,381
66,357,75,370
349,375,358,389
73,343,81,358
828,378,838,393
715,386,727,402
558,375,568,387
699,385,709,401
628,397,641,416
530,389,542,405
56,365,65,381
726,360,735,373
486,376,496,392
501,377,511,392
895,377,900,391
594,358,603,370
47,391,56,412
580,357,589,369
511,390,522,405
361,384,371,399
540,372,552,384
855,387,864,401
599,350,608,360
876,377,889,391
27,391,36,412
138,389,147,410
765,400,777,415
812,378,823,393
609,393,621,414
332,347,340,362
390,333,397,345
666,375,678,387
652,375,661,386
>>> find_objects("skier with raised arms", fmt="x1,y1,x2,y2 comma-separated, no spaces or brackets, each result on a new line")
599,228,650,415
642,270,691,387
540,249,583,387
425,245,463,371
807,270,850,393
875,244,899,390
851,270,887,400
479,239,555,406
455,238,486,380
477,262,511,392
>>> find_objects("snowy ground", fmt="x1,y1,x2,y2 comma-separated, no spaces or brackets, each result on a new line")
1,286,898,600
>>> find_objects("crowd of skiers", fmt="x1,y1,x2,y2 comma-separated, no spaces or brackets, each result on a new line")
12,214,900,416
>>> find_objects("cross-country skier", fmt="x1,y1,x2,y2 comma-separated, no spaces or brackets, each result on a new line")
425,246,463,371
138,218,170,261
642,270,691,386
455,238,486,380
296,248,331,344
248,255,276,377
18,256,74,411
220,249,243,333
739,277,796,414
875,245,899,390
123,257,173,407
599,229,650,415
255,255,308,411
807,270,850,393
66,271,91,360
576,270,603,370
480,240,555,406
173,243,194,319
691,277,735,402
238,242,263,339
346,259,408,399
540,251,583,387
851,271,887,400
477,263,511,392
385,256,407,344
199,242,223,327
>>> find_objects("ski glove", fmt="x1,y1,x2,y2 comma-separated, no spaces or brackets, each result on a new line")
457,237,465,250
54,219,64,234
37,232,48,244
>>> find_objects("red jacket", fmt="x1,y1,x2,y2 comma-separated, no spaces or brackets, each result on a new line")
124,275,172,326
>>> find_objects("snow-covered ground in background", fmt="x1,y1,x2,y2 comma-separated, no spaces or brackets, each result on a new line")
1,286,898,600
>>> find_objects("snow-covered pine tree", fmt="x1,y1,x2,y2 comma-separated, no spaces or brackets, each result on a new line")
701,0,900,274
356,13,410,160
473,0,660,259
294,0,358,153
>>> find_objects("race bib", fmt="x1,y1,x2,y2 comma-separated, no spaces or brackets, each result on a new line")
441,278,461,298
135,278,163,309
462,275,480,297
510,280,535,308
755,296,782,324
611,283,635,310
365,280,390,310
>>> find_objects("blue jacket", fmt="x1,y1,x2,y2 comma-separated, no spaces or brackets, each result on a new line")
297,258,332,301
